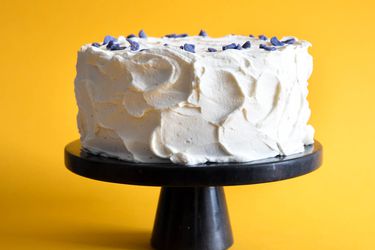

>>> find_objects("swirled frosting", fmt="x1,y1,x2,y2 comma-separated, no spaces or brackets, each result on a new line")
74,34,314,165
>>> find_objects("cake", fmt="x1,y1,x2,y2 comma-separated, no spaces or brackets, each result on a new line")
74,30,314,165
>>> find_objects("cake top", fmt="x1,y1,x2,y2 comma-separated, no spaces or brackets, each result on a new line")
88,30,310,55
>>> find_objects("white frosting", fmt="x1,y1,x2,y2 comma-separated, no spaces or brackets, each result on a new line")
75,35,314,165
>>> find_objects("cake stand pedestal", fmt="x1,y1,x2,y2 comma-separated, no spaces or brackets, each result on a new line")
64,140,322,250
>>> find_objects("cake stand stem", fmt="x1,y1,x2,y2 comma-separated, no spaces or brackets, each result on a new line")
151,186,233,250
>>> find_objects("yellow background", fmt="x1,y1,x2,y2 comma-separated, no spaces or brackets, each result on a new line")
1,0,374,249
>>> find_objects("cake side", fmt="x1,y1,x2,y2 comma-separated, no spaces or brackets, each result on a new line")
74,33,314,165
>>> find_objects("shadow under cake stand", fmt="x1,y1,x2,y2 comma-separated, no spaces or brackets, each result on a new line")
64,140,322,250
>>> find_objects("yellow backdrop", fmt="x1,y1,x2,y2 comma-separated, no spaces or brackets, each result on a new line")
1,0,374,249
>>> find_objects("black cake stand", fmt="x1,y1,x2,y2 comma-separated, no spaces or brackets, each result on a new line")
64,140,322,250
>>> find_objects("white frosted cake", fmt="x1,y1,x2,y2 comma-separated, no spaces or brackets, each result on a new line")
74,30,314,165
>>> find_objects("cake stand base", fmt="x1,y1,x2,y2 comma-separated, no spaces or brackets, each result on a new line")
151,187,232,250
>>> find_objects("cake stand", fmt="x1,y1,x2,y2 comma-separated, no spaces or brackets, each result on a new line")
64,140,322,250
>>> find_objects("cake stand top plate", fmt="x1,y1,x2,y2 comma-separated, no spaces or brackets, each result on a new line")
65,140,322,187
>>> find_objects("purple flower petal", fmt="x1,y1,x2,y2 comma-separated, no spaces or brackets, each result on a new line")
165,33,188,38
242,41,251,49
176,33,188,38
282,38,296,44
258,35,267,41
222,43,237,50
259,44,276,51
126,38,140,51
103,35,117,45
165,33,177,38
139,29,147,38
106,40,115,49
270,36,284,46
199,30,208,37
110,44,126,51
183,43,195,53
